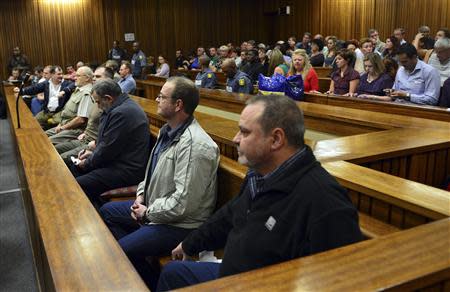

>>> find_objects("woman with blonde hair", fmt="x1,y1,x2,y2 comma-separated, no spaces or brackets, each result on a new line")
288,49,319,92
268,48,289,76
324,36,338,67
357,53,394,100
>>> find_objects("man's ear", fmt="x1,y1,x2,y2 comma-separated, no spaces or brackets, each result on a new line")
174,98,184,112
105,94,114,103
270,128,285,151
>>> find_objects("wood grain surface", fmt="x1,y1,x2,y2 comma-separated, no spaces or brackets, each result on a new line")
5,88,148,291
176,218,450,292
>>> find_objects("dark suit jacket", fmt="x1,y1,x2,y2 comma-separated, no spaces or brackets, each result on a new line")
22,80,74,113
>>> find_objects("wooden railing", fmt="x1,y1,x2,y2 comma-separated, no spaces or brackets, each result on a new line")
177,218,450,292
135,79,450,123
3,84,148,291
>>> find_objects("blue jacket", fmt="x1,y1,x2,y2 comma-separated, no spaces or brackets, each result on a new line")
226,70,253,94
195,68,217,89
22,80,74,113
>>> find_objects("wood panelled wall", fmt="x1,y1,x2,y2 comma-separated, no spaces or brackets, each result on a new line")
0,0,111,80
272,0,450,42
0,0,268,80
1,0,449,80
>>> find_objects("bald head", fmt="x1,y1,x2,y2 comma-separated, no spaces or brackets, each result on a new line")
221,58,237,78
75,66,93,87
199,55,211,67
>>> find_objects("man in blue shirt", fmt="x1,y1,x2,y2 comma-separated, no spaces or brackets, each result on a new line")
131,41,146,79
118,61,136,94
222,58,253,94
391,43,440,105
295,32,312,55
190,47,205,69
107,40,127,64
195,56,217,89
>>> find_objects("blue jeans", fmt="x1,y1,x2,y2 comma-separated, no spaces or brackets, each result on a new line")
157,261,221,291
100,201,193,290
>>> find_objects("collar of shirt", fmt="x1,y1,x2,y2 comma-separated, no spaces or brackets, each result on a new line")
406,60,424,75
77,83,92,92
160,122,183,143
120,74,132,83
149,116,194,178
158,116,194,148
247,147,307,200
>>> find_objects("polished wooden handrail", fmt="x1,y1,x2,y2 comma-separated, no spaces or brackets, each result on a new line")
4,86,148,291
177,218,450,292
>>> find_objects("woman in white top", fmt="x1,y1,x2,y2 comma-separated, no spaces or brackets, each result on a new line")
153,55,170,78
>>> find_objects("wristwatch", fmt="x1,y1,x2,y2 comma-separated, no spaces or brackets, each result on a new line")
405,92,411,101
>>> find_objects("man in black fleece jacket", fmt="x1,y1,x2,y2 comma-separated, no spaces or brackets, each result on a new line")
156,94,362,291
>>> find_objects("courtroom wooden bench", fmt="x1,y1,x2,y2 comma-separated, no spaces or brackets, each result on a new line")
304,92,450,122
176,218,450,292
132,94,450,188
185,87,450,125
172,68,227,89
4,88,148,291
318,77,331,92
313,66,333,78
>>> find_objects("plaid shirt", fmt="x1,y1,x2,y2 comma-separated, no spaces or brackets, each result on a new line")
248,147,306,200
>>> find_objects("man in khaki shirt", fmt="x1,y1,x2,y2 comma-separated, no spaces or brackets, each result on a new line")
56,66,113,165
46,66,94,145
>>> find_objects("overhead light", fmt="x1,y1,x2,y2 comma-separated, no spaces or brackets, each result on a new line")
40,0,84,4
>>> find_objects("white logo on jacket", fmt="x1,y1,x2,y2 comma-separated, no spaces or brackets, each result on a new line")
265,216,277,231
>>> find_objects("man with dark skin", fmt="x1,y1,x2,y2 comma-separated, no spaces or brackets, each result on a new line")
131,41,146,79
7,46,30,76
240,49,265,84
222,59,253,94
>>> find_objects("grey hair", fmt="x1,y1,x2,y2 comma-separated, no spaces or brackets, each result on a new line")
418,25,430,33
435,37,450,49
92,79,122,98
79,66,93,79
246,95,305,148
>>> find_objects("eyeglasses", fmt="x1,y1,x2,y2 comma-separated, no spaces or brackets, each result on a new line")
156,93,170,100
